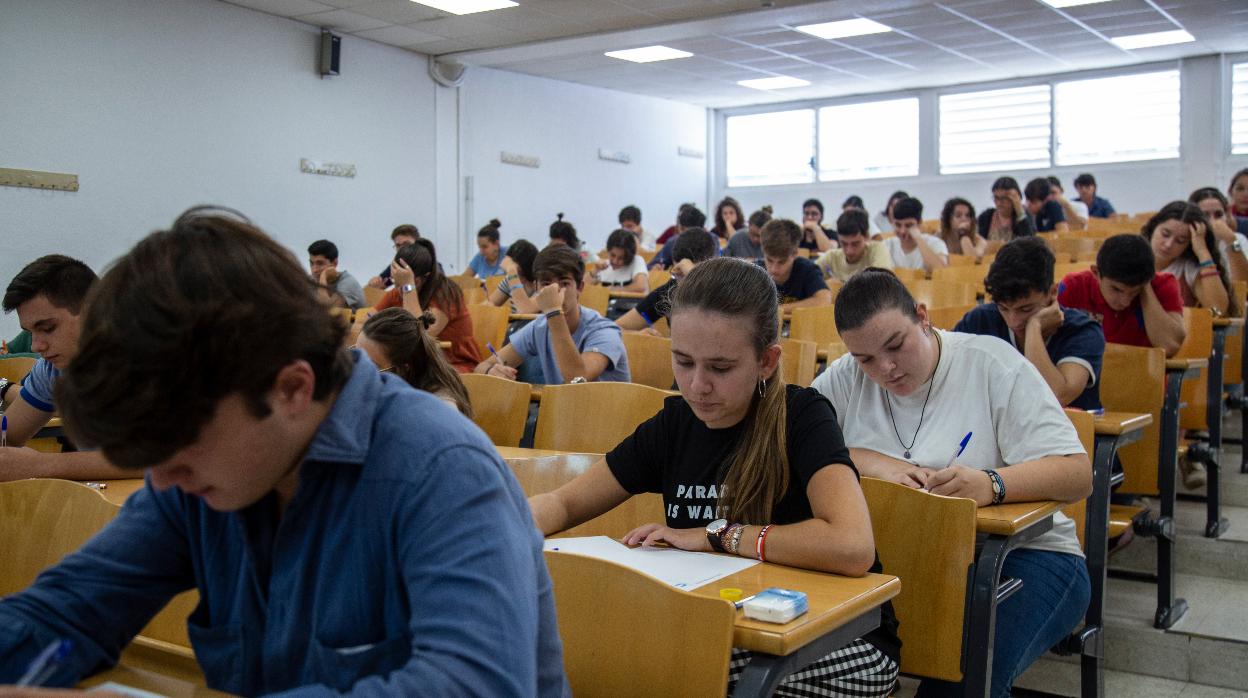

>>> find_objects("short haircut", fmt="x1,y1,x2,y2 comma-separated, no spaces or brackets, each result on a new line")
307,239,339,261
605,229,637,264
760,218,801,257
991,176,1020,193
507,239,539,282
1096,234,1154,286
678,205,707,229
985,237,1055,303
55,206,351,469
891,197,923,222
885,191,909,212
835,209,870,238
802,198,825,216
748,206,773,229
477,219,501,243
533,244,584,283
3,255,98,315
1074,173,1096,189
671,227,718,265
842,195,865,209
1024,177,1051,202
391,224,420,241
618,205,641,225
834,268,919,334
1046,176,1064,191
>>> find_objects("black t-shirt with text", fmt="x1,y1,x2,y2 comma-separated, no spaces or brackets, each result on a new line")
763,256,828,305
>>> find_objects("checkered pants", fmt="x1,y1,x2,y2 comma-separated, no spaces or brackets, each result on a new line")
727,638,898,698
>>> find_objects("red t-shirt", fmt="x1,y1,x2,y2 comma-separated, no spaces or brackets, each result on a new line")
374,288,482,373
1057,270,1183,347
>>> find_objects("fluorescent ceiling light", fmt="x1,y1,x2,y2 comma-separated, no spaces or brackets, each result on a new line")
738,76,811,90
796,18,891,40
604,46,693,63
1040,0,1114,8
1110,29,1195,50
408,0,518,15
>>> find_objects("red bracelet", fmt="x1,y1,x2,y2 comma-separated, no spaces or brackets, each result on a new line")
1199,268,1221,278
755,524,774,562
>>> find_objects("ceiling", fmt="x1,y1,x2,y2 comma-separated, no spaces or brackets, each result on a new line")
223,0,1248,108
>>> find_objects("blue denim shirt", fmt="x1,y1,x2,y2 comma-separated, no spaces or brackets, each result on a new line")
0,351,568,696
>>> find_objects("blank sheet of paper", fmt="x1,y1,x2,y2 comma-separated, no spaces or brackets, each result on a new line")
544,536,759,590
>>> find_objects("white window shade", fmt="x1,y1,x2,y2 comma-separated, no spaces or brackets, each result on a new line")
1233,62,1248,155
725,110,815,187
939,85,1051,174
818,98,919,181
1055,70,1180,166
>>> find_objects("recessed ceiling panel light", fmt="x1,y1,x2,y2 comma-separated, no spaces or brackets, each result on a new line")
604,46,694,63
795,18,891,40
409,0,518,15
1040,0,1114,8
1110,29,1195,50
738,76,811,90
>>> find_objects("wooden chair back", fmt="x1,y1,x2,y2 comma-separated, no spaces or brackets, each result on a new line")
825,342,848,363
1100,343,1166,496
1227,282,1248,385
328,307,353,327
639,249,658,265
861,477,977,681
0,479,120,598
779,338,818,388
545,551,735,696
789,305,839,345
927,304,975,331
1048,237,1097,263
904,280,977,309
1062,409,1096,549
460,373,532,447
1053,262,1093,281
622,332,674,390
452,274,484,293
648,268,671,289
0,357,37,384
579,283,611,316
1176,307,1213,431
920,219,941,234
363,285,385,308
930,265,987,297
946,253,976,267
462,286,487,306
506,454,666,538
534,382,670,453
468,303,510,361
891,267,927,282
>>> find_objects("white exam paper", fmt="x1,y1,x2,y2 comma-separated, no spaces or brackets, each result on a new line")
544,535,759,590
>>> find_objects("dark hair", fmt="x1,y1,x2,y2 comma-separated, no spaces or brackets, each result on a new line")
1024,177,1051,202
842,195,865,210
391,224,420,241
605,229,638,265
991,176,1020,194
1046,176,1064,191
672,228,718,265
678,205,707,229
362,308,472,418
1190,187,1230,212
835,208,870,238
549,213,580,249
884,191,909,217
891,197,923,222
619,205,641,225
669,257,784,524
1096,234,1155,286
835,268,919,334
939,197,977,247
1231,169,1248,195
507,239,539,283
985,237,1055,304
802,198,825,218
760,218,801,257
714,197,745,235
533,244,584,284
1074,173,1096,189
748,206,773,229
55,206,351,469
477,219,501,244
307,239,339,262
395,239,463,313
1141,201,1238,316
3,255,97,314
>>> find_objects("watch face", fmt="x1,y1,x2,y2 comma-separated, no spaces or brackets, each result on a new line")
706,518,728,535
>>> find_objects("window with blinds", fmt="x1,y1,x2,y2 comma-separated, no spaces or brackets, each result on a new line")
1232,62,1248,155
1054,70,1180,166
939,85,1052,174
817,98,919,181
725,109,815,187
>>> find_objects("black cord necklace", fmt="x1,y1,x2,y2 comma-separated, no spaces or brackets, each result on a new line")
884,330,941,460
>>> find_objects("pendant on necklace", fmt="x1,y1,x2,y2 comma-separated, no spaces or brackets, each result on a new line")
904,450,911,460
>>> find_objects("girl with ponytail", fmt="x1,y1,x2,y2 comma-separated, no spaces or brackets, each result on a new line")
528,257,900,697
359,308,473,417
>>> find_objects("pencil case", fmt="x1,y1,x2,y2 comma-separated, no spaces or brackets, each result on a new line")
742,587,808,623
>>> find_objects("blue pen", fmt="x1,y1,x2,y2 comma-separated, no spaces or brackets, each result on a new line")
637,310,654,329
945,431,973,468
18,638,71,686
2,413,7,449
486,342,502,362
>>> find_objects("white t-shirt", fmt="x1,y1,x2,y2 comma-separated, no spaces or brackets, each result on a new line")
1069,199,1089,221
883,234,949,270
597,255,648,285
812,329,1086,557
1161,257,1198,287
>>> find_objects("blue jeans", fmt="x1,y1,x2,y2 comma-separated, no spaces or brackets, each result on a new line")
915,548,1090,698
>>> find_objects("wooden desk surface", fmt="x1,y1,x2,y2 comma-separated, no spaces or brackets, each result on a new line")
975,499,1062,536
607,290,646,299
45,416,64,429
84,478,145,507
1093,411,1153,436
497,447,598,459
1166,357,1208,370
691,566,900,656
82,665,231,696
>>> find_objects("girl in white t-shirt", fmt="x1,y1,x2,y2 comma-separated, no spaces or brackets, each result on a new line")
1143,201,1235,316
591,229,649,293
812,269,1092,698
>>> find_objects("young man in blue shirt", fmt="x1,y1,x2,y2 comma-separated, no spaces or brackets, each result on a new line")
955,236,1105,410
0,208,568,696
1024,177,1069,233
1074,173,1117,219
477,245,630,384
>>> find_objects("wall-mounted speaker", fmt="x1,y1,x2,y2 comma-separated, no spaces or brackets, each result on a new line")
320,30,341,77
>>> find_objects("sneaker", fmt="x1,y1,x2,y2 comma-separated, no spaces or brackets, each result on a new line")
1179,454,1207,490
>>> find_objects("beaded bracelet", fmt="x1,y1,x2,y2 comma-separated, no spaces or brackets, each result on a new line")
755,524,774,562
1199,259,1216,268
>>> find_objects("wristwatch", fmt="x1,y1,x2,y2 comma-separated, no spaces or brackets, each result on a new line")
400,283,416,295
0,377,10,403
705,518,729,552
985,470,1006,505
1232,239,1243,254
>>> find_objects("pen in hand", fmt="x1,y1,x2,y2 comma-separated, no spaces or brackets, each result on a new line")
927,431,972,491
18,638,71,686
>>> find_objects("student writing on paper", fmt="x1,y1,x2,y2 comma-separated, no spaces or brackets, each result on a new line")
529,257,900,698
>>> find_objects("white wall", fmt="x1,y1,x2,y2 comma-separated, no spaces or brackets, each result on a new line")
0,0,440,338
460,67,708,256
